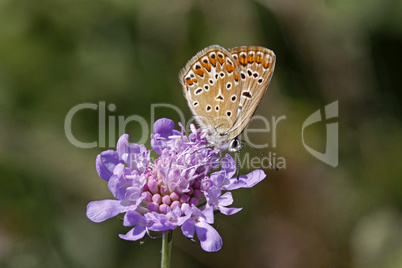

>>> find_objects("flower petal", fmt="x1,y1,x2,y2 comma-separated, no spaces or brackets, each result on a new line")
153,118,175,138
195,221,223,252
222,169,266,190
217,192,234,207
86,200,124,223
221,154,236,178
96,150,120,181
108,164,127,200
181,219,195,238
219,206,242,215
151,118,183,155
116,134,148,172
206,186,221,201
151,137,164,156
119,225,147,241
202,206,214,224
116,134,130,159
145,212,177,232
123,211,147,227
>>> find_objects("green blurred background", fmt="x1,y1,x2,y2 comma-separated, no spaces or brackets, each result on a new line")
1,0,401,267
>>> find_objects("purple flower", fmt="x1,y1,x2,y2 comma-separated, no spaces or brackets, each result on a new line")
86,118,266,252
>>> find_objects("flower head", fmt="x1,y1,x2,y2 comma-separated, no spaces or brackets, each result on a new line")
86,118,266,252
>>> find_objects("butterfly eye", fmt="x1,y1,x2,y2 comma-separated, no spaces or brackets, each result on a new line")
230,139,238,148
228,139,243,152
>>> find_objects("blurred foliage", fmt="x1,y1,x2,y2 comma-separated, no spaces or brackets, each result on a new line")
0,0,401,267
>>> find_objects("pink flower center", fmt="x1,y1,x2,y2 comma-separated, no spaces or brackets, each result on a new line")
142,174,203,214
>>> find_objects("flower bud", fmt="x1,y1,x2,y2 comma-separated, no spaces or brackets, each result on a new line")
170,192,179,201
159,204,169,214
148,179,159,194
152,193,162,204
189,197,199,207
162,195,171,205
142,191,152,202
147,202,159,212
170,200,181,210
180,194,190,203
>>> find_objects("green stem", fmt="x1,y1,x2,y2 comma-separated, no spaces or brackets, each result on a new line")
161,231,172,268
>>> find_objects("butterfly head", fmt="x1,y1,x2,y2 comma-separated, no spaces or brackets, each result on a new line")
205,129,243,152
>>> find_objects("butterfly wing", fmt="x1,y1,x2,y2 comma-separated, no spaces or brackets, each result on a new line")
180,45,242,141
227,46,276,139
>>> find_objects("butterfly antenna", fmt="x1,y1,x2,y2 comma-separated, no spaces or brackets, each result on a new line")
239,140,279,171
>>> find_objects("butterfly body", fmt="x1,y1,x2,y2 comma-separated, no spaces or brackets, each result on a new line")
180,45,275,151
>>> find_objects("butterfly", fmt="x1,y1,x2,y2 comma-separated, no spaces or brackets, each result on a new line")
180,45,276,152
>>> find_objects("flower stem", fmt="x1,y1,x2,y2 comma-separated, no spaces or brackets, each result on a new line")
161,231,172,268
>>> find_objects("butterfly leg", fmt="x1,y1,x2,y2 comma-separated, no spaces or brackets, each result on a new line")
236,150,241,180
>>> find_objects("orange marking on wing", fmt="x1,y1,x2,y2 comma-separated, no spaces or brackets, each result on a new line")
195,69,204,77
247,54,255,64
234,73,239,82
209,56,217,67
226,64,234,73
185,78,193,85
256,54,263,64
217,55,224,65
263,61,271,69
239,54,247,66
192,78,198,84
202,61,211,72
